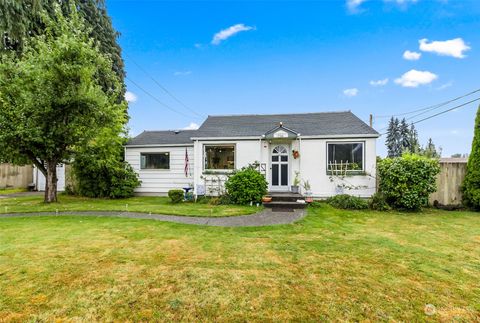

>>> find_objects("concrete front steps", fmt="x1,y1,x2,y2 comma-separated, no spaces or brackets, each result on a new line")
263,192,307,211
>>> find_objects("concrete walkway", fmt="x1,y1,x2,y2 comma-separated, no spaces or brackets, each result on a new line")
0,209,307,227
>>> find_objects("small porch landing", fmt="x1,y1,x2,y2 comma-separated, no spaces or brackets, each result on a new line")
263,192,307,211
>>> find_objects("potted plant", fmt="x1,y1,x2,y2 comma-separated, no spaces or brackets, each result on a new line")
262,196,272,203
302,180,313,202
291,171,301,194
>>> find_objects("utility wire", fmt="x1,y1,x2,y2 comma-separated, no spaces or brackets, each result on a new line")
125,53,205,118
411,97,480,126
378,96,480,136
126,76,201,119
375,88,480,119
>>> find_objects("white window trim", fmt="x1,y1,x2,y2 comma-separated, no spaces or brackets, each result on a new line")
140,152,171,170
326,141,365,172
203,144,236,173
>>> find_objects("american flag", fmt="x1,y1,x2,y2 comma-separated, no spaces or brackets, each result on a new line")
184,148,189,177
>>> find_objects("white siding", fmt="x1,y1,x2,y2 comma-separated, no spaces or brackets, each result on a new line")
132,137,377,198
193,140,262,196
125,146,194,195
299,138,377,198
33,165,65,192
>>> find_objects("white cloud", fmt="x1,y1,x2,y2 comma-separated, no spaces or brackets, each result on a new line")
419,38,471,58
370,78,389,86
403,50,421,60
394,69,438,88
343,88,359,97
194,43,204,49
183,122,200,130
125,91,137,103
211,24,255,45
346,0,367,13
174,70,192,76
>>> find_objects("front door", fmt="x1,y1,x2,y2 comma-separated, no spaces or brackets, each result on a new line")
270,145,289,191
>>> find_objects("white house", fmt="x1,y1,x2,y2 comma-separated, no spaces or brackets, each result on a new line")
125,111,379,198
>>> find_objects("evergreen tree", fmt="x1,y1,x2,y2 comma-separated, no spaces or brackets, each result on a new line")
0,0,124,86
462,105,480,209
408,123,421,154
399,118,411,153
421,138,441,158
386,117,401,157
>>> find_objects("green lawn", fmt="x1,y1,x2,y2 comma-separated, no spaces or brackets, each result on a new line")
0,188,27,195
0,195,260,217
0,205,479,321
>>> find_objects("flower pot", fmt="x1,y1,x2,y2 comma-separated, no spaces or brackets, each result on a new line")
291,185,300,194
262,196,272,203
305,196,314,203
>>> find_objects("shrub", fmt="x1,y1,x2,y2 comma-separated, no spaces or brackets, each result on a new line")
168,189,184,204
72,141,141,199
327,194,368,210
462,105,480,210
378,154,440,210
224,165,268,205
369,192,391,211
308,201,322,208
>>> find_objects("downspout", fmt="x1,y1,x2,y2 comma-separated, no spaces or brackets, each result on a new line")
298,134,302,194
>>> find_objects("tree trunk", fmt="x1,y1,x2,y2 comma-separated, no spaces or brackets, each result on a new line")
44,162,58,203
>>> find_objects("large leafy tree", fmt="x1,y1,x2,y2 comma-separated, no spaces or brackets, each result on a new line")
462,105,480,209
0,5,125,202
1,0,124,84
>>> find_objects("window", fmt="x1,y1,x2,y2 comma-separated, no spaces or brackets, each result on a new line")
327,142,364,172
204,145,235,170
140,153,170,169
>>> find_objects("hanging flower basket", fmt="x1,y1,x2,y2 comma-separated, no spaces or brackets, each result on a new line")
292,150,300,159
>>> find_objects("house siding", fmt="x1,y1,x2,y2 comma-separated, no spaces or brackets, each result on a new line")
191,137,376,198
125,146,194,195
298,138,376,198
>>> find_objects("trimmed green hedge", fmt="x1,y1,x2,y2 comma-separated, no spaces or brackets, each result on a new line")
168,189,184,204
378,154,440,210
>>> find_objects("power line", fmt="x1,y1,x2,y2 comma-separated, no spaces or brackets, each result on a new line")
378,96,480,136
126,76,201,119
411,97,480,126
125,53,205,118
375,88,480,119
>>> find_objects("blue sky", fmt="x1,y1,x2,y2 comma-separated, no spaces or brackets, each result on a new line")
107,0,480,157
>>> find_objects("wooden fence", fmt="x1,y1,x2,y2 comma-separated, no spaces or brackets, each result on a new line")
429,159,467,206
0,164,33,189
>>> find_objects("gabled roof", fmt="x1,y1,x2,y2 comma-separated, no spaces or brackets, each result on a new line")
194,111,378,138
126,130,197,146
126,111,379,146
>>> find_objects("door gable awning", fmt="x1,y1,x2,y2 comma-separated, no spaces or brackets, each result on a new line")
264,123,299,139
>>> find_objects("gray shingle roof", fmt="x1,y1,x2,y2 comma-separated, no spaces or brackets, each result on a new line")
126,111,378,146
195,111,378,137
126,130,197,146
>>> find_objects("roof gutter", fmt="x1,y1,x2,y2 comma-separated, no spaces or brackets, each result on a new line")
124,143,194,148
190,134,379,141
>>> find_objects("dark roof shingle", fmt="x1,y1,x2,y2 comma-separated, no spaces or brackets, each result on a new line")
194,111,378,137
127,130,197,146
126,111,378,146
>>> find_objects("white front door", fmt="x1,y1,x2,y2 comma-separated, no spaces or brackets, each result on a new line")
270,145,289,191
